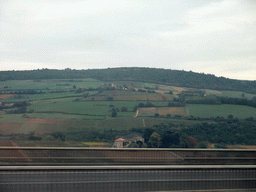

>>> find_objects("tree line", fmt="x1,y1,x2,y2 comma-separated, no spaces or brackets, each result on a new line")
47,116,256,148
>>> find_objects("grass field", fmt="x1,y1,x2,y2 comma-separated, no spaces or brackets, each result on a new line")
28,99,110,116
86,90,174,101
27,99,140,117
0,80,58,89
220,91,256,100
188,104,256,119
27,113,103,120
13,91,98,101
0,78,103,90
138,107,187,117
0,114,26,123
27,97,174,119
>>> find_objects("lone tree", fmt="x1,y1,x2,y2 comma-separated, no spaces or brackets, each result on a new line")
148,132,161,148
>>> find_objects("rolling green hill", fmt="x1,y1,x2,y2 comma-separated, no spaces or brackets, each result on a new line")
1,67,256,93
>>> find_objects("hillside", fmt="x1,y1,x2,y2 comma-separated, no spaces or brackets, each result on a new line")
0,76,256,148
0,67,256,93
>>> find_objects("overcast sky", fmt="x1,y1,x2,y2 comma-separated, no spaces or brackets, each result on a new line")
1,0,256,80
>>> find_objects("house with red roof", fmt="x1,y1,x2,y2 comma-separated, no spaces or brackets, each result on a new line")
113,136,144,148
113,138,125,148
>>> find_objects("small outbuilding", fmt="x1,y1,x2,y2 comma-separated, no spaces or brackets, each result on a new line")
113,138,125,148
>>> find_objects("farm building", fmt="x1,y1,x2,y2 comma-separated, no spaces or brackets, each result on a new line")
113,138,125,148
113,136,144,148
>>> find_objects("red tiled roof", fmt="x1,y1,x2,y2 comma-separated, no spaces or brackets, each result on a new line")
115,138,125,142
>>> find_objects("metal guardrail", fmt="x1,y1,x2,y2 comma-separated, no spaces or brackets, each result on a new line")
1,165,256,170
0,147,256,165
1,165,256,191
1,147,256,191
1,147,256,150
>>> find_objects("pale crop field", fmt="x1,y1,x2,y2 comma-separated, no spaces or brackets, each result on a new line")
137,107,187,116
156,107,188,116
87,90,174,101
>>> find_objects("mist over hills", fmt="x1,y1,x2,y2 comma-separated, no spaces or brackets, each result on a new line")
0,67,255,93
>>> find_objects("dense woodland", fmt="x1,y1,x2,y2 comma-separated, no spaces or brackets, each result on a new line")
1,67,256,93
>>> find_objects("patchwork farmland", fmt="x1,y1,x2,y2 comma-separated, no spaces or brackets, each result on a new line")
1,75,256,148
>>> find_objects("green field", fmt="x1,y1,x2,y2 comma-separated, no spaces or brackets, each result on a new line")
27,99,141,117
19,91,98,101
112,81,157,89
220,91,256,100
26,113,103,120
188,104,256,119
0,114,26,123
86,90,174,101
0,78,103,90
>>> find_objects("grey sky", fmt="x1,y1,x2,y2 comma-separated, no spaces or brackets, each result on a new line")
1,0,256,80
